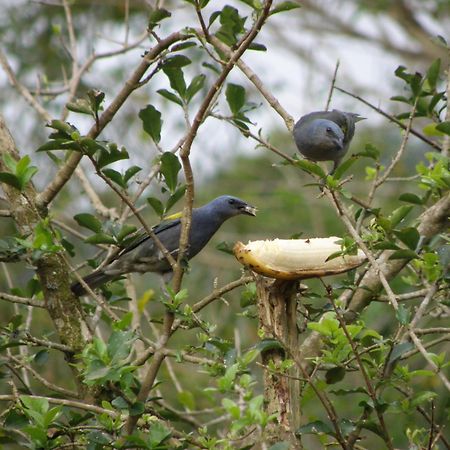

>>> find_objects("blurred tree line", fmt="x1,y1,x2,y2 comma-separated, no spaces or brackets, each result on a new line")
0,1,449,449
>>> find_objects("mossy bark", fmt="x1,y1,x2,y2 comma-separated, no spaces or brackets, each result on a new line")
256,276,302,449
0,115,87,395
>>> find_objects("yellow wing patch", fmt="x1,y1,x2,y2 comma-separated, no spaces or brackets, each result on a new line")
164,211,183,221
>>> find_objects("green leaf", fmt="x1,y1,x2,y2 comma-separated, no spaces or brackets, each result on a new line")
123,165,142,184
389,205,413,228
111,396,128,409
222,398,240,419
295,159,326,178
87,89,105,114
34,349,49,366
436,121,450,136
240,282,257,307
163,67,186,97
186,74,206,102
148,8,171,29
102,168,126,188
66,98,92,115
388,342,414,364
36,139,75,152
161,55,191,69
74,213,103,233
396,304,411,325
85,233,116,245
270,1,301,15
147,197,164,217
296,420,334,436
333,156,357,180
166,184,186,213
46,120,77,137
410,391,437,407
19,166,38,188
398,193,423,205
139,105,162,143
129,401,145,416
21,395,49,415
226,83,246,115
3,153,17,172
394,227,420,250
325,366,346,384
157,88,183,106
426,59,440,90
61,238,75,257
96,143,129,169
216,5,246,46
116,224,137,243
170,41,197,52
148,422,172,447
160,152,181,193
248,42,267,51
423,122,445,137
209,10,221,27
15,154,31,175
0,172,22,190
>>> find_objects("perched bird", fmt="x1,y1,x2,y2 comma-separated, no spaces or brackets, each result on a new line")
293,109,365,174
71,195,256,296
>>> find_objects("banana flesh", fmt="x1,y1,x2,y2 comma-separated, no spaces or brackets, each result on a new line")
234,237,366,280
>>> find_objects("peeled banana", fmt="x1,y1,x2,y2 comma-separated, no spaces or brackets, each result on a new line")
234,237,366,280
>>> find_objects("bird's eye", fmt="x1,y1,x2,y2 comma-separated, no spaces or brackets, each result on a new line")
228,198,236,205
326,127,332,133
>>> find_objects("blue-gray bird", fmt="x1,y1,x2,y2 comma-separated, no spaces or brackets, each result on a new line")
293,110,365,174
71,196,256,296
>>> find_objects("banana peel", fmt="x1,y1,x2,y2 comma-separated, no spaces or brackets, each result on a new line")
234,237,366,280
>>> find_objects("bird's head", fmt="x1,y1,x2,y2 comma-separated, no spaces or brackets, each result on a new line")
309,119,345,152
208,196,257,219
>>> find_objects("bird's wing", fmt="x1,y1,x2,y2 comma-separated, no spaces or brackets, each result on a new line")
112,218,182,261
329,110,356,143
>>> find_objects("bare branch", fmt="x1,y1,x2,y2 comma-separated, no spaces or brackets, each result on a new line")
37,31,191,208
335,86,442,152
0,292,44,308
208,34,295,131
0,394,118,416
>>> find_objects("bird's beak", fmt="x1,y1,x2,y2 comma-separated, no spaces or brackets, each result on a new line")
241,204,257,216
335,137,344,151
355,115,366,123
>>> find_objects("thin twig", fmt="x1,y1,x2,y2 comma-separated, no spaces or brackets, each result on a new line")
375,96,418,187
37,31,190,208
0,292,44,308
208,35,295,131
325,60,340,111
9,354,79,398
0,394,118,416
24,333,73,353
335,86,442,152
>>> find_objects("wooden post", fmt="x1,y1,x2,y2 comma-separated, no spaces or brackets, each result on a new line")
255,275,302,449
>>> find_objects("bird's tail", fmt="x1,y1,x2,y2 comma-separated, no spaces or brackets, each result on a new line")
71,271,115,296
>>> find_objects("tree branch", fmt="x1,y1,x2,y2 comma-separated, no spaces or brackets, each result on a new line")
37,31,191,208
